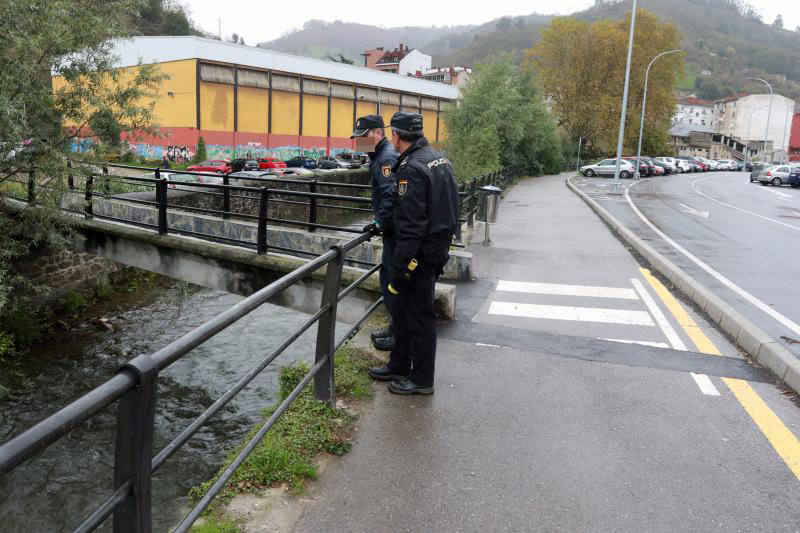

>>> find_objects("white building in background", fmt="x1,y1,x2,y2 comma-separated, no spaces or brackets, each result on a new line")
712,93,796,157
673,97,714,127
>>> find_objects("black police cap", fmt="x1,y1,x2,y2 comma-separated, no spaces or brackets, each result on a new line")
351,115,385,138
390,111,423,134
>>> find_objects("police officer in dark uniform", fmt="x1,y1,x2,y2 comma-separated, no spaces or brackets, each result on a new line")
368,111,460,395
351,115,399,351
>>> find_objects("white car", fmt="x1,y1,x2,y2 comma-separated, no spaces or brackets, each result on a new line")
714,159,735,171
580,158,636,178
698,157,719,170
654,157,679,173
661,157,690,173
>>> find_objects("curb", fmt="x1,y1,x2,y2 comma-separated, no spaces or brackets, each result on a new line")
565,176,800,394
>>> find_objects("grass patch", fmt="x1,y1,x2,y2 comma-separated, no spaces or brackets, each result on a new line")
191,516,243,533
189,345,379,514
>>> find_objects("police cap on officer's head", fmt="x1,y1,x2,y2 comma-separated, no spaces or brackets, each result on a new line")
351,115,385,138
390,111,423,135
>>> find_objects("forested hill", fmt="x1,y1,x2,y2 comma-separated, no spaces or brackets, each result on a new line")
256,21,475,65
259,0,800,100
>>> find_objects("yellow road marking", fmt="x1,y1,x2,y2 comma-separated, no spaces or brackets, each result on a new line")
640,267,800,480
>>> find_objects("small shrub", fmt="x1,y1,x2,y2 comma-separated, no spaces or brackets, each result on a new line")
61,290,88,314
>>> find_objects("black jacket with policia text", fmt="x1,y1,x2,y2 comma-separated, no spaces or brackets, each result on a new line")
391,137,460,274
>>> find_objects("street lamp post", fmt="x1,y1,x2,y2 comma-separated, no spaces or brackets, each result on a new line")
748,77,773,163
576,136,582,172
635,49,685,178
610,0,638,194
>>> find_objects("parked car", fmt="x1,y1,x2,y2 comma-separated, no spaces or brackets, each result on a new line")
230,158,259,172
756,165,794,186
688,158,707,171
787,167,800,188
579,158,636,178
738,161,754,172
715,159,737,171
317,155,359,170
257,157,287,170
156,171,221,191
227,170,280,187
676,157,698,172
285,156,318,170
654,157,679,174
696,157,718,171
186,160,231,174
337,153,363,168
641,157,665,175
621,157,650,177
749,162,770,182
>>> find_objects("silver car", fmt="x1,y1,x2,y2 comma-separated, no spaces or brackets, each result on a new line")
755,165,793,186
580,158,635,178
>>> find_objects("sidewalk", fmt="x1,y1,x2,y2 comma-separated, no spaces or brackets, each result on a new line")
292,173,800,532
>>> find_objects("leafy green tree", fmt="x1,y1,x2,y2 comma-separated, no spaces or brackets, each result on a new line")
772,14,783,29
444,55,563,180
196,136,208,161
0,0,166,356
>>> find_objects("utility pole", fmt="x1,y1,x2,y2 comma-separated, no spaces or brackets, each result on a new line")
635,49,685,178
610,0,638,194
218,17,222,40
576,136,582,172
748,77,773,163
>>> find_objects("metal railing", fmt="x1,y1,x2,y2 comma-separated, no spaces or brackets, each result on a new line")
456,165,525,241
0,230,382,532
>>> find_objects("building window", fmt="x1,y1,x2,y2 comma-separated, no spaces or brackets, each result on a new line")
689,119,693,124
702,120,706,125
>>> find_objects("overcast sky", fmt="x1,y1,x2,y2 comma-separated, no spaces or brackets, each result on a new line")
181,0,800,45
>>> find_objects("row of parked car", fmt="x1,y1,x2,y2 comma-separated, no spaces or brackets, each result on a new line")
580,155,753,178
749,162,800,187
185,153,368,175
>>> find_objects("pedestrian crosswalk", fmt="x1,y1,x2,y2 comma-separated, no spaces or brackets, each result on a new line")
488,301,655,326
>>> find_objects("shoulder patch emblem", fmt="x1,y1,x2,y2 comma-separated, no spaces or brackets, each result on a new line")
398,179,408,197
382,164,392,178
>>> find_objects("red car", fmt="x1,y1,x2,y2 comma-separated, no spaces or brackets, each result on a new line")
257,157,287,170
186,160,231,174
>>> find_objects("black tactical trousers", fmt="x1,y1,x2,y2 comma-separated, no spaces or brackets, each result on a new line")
387,261,437,387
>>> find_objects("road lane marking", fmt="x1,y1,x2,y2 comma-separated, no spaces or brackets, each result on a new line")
626,180,800,339
496,280,638,300
488,301,655,326
630,278,687,351
690,177,800,232
643,267,800,479
679,203,709,218
599,338,670,349
690,372,721,396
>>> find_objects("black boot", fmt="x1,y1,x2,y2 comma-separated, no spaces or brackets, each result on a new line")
372,334,395,352
368,365,408,381
370,325,393,343
388,377,434,395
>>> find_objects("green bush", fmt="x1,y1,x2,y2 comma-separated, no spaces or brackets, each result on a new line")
196,137,207,162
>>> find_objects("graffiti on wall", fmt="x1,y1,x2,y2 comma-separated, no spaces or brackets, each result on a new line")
205,144,330,161
70,138,95,153
166,145,192,163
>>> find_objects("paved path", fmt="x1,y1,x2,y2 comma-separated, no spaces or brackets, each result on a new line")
295,173,800,532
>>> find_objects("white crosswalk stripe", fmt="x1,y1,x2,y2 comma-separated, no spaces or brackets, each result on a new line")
496,280,639,300
488,301,655,326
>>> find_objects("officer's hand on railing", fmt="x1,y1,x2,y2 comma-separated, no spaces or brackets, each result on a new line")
362,221,381,236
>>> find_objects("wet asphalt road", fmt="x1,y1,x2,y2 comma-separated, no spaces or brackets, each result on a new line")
574,171,800,361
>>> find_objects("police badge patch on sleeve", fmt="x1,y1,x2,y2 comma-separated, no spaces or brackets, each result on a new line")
381,164,392,178
398,179,408,196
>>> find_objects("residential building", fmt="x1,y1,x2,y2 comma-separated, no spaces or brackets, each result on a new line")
367,44,432,77
417,66,472,87
711,93,795,160
669,123,750,160
672,97,713,127
53,37,457,161
789,103,800,162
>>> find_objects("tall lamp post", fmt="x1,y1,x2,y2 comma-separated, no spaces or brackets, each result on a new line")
610,0,638,194
748,77,773,163
576,136,582,172
635,49,685,178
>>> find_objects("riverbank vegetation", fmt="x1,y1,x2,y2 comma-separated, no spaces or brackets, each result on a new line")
190,346,380,530
0,1,170,360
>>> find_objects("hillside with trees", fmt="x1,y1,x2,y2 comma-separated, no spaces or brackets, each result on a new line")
266,0,800,100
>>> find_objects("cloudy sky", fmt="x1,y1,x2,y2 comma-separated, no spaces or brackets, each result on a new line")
180,0,800,45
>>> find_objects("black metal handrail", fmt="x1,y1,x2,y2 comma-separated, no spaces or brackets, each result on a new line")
0,231,377,532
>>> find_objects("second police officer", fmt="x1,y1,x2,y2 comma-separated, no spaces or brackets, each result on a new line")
351,115,399,351
368,111,460,395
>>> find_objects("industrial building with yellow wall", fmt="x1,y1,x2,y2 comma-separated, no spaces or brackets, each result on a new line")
56,36,459,162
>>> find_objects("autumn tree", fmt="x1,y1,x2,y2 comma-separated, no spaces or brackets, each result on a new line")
527,9,684,156
444,55,562,179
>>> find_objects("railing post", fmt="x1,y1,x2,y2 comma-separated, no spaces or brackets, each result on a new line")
314,245,344,405
257,186,268,253
468,178,477,228
27,166,35,204
308,180,317,233
112,354,158,533
85,174,93,219
455,182,464,242
67,160,74,190
222,174,230,220
155,171,167,235
103,164,110,195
